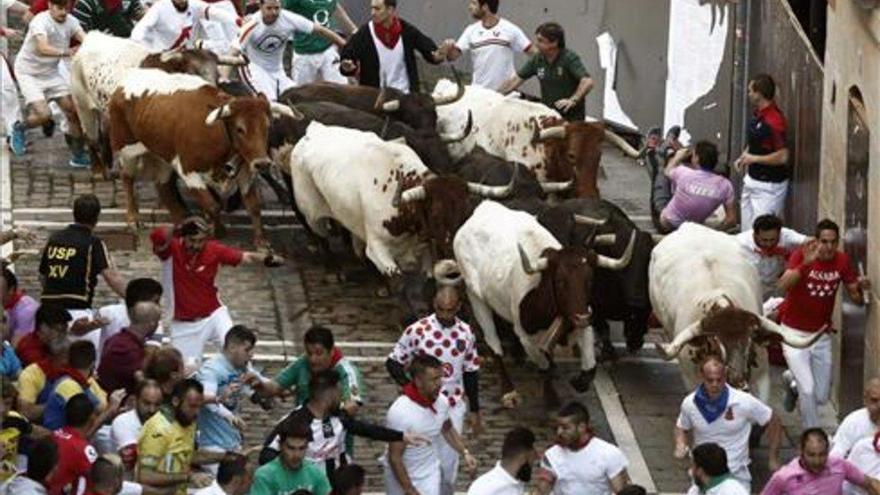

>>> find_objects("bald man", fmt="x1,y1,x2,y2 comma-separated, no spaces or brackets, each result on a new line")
386,287,481,495
97,302,163,395
831,378,880,459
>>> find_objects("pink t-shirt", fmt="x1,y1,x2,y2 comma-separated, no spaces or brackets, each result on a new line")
660,167,734,228
761,456,866,495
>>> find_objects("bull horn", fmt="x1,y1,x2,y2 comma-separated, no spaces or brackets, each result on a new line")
382,100,401,112
432,66,465,106
604,129,640,158
539,180,574,193
595,231,636,271
391,178,404,207
537,316,565,354
270,102,304,120
758,316,827,349
533,125,567,142
573,214,607,226
401,185,426,203
657,320,703,360
216,54,248,66
159,50,184,63
439,111,473,143
517,243,548,274
591,234,616,246
651,233,665,244
717,339,728,363
433,259,463,286
205,104,232,125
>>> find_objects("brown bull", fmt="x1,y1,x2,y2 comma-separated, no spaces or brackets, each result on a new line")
108,69,296,248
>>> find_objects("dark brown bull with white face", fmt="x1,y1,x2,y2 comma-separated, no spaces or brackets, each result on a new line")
108,69,296,248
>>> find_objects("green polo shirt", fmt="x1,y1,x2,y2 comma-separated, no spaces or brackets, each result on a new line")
284,0,337,54
517,48,590,122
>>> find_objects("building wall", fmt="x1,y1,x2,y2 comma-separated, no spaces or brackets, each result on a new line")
820,1,880,381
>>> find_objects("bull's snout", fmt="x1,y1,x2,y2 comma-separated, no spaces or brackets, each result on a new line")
572,310,592,328
250,158,273,171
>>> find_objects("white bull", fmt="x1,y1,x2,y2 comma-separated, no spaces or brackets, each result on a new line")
453,200,635,406
289,122,432,276
650,222,822,402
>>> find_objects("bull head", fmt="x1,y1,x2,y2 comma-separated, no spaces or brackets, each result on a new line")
438,111,473,143
592,230,636,270
433,259,463,286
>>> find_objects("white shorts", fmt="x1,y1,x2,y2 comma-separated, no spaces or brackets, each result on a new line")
291,47,348,86
170,305,234,365
14,71,70,105
239,64,294,101
195,1,237,55
740,174,788,232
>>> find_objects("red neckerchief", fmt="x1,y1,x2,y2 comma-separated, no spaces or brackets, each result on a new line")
559,432,593,451
403,382,436,412
753,244,788,257
3,290,24,311
329,347,344,367
374,16,403,49
43,365,91,387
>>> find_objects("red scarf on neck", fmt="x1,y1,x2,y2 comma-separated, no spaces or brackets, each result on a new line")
3,290,24,311
102,0,122,13
374,15,403,49
558,431,593,451
402,382,435,412
36,358,90,387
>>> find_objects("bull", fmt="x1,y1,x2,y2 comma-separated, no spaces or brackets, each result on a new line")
71,31,246,177
451,201,636,407
650,222,823,402
108,69,295,248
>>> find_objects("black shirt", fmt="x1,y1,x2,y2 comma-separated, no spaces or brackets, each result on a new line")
39,224,111,309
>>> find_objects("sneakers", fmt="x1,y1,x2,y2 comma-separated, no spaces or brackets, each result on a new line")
68,149,91,168
782,370,799,412
42,119,56,138
9,121,26,156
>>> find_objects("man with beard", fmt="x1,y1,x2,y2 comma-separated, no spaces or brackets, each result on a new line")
110,380,168,495
443,0,534,92
130,0,239,52
150,217,283,366
386,286,481,495
136,379,230,495
685,443,747,495
535,402,629,495
383,354,477,495
235,0,345,101
467,427,538,495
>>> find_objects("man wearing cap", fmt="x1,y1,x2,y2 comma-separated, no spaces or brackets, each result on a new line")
149,217,284,365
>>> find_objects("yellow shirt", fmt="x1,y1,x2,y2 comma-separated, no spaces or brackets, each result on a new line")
52,376,108,408
17,364,46,403
137,409,196,495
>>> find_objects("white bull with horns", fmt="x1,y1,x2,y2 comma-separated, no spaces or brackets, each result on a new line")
650,222,823,403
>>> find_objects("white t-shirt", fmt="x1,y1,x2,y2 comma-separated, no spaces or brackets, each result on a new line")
384,394,450,482
735,228,807,298
832,408,879,459
15,12,83,76
131,0,235,52
685,477,750,495
844,435,880,495
111,409,143,453
467,462,525,495
193,481,225,495
540,437,628,495
677,386,773,478
238,11,313,72
369,21,408,94
455,18,531,92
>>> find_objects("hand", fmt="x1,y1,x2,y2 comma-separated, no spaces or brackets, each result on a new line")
859,276,872,292
340,59,356,73
673,442,689,459
553,97,577,113
462,451,478,476
466,411,482,438
340,399,359,416
227,414,246,433
188,472,213,488
12,227,36,244
402,432,431,447
240,372,261,387
218,383,241,404
673,147,691,162
107,388,127,415
2,28,20,39
263,253,285,267
802,239,820,265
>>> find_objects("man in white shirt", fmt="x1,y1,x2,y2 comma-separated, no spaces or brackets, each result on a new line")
110,380,163,495
536,402,630,495
685,443,748,495
10,0,89,167
383,354,477,495
674,355,782,492
130,0,239,53
467,427,537,495
735,214,809,300
832,378,880,459
443,0,533,92
235,0,344,100
193,454,252,495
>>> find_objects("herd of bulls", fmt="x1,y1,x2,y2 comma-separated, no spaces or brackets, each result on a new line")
64,31,819,407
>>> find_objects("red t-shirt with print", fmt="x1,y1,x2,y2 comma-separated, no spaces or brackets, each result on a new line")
780,248,857,332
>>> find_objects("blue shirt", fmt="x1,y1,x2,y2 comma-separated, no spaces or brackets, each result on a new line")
195,355,262,450
0,342,21,380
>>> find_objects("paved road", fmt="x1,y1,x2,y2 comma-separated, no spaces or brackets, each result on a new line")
2,123,833,494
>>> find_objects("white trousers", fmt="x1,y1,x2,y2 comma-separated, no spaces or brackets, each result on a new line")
1,55,21,136
438,400,466,495
782,328,833,428
383,462,441,495
291,47,348,86
740,174,788,232
195,1,238,56
239,64,295,101
170,305,234,366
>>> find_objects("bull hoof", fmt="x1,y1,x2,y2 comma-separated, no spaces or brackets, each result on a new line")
501,390,521,409
570,367,597,393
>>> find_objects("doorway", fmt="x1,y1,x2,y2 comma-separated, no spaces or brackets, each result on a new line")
840,87,870,415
